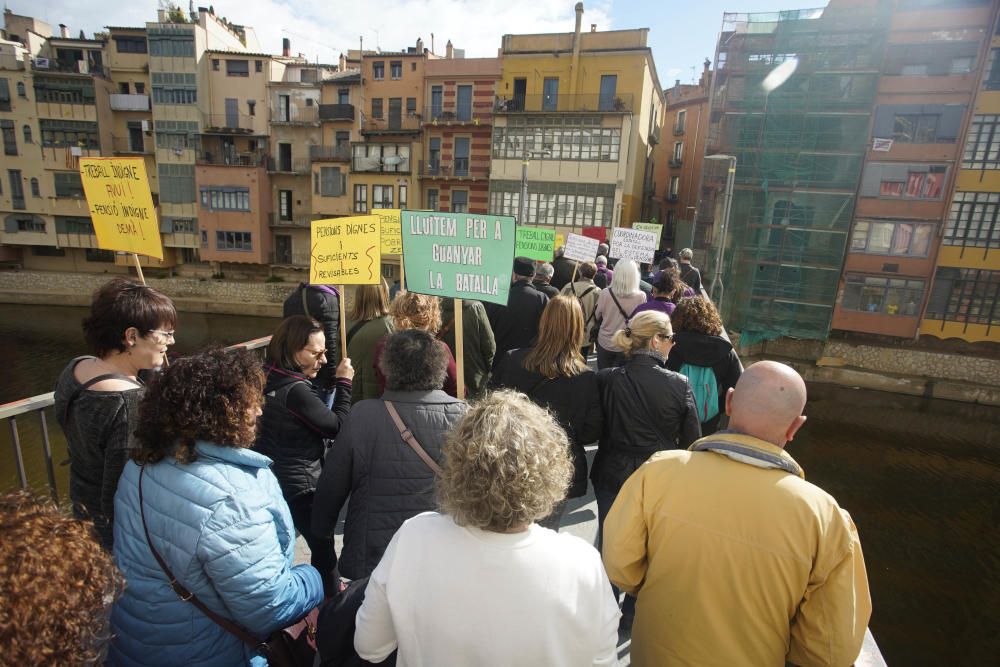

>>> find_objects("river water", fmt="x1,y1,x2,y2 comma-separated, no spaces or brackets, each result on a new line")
0,301,998,665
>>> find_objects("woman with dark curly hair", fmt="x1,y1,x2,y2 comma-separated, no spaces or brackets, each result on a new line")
254,315,354,596
354,391,619,666
54,277,177,549
666,296,743,435
108,348,323,667
490,295,602,530
0,490,124,666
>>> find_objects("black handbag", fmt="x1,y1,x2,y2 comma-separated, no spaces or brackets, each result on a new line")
138,466,319,667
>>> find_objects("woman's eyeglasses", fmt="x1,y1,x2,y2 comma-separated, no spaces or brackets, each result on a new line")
147,329,176,342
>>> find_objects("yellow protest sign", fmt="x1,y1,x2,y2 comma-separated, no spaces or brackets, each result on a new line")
79,157,163,259
555,232,566,253
373,208,402,254
310,216,382,285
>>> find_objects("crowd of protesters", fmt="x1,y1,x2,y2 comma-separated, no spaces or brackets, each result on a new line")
0,243,872,667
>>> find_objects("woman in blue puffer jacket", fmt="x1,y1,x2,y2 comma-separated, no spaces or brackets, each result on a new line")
108,347,323,667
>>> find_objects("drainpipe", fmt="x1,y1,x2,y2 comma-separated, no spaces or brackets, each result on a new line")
569,2,583,96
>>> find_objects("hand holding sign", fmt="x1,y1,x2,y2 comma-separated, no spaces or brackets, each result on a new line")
310,216,382,285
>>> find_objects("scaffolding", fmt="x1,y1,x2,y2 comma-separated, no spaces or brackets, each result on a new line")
699,2,892,344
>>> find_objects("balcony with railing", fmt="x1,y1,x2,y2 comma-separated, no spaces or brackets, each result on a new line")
495,92,634,114
272,105,319,125
109,93,150,112
422,102,493,126
269,213,313,228
419,159,490,180
196,149,267,167
318,104,356,121
309,145,352,162
201,113,261,134
267,157,311,174
112,135,153,155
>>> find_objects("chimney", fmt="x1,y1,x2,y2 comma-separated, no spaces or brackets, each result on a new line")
431,33,435,54
59,23,70,38
282,38,291,57
157,10,167,22
569,3,583,96
339,52,347,70
446,40,453,59
590,24,597,32
416,37,424,54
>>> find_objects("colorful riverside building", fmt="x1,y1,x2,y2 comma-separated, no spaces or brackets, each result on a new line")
919,1,1000,344
420,50,500,215
0,12,118,272
655,61,712,251
701,0,1000,347
489,2,664,238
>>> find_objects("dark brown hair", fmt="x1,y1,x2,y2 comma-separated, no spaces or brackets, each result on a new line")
0,491,124,665
578,261,597,280
672,296,724,336
82,278,177,357
654,266,687,302
133,347,265,464
267,315,323,373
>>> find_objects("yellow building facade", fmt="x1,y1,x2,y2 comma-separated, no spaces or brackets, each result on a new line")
490,4,663,237
920,12,1000,344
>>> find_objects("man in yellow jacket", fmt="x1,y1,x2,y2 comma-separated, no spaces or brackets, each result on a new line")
603,361,871,666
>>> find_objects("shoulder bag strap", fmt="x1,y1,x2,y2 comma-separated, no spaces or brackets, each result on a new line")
64,371,143,423
608,289,630,322
383,400,443,475
578,286,598,326
345,319,368,348
300,285,312,320
138,466,266,652
620,369,671,450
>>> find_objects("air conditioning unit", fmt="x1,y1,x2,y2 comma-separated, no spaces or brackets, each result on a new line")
141,120,151,132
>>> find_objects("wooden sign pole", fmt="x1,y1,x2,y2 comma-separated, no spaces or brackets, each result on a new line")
339,285,348,360
399,256,406,292
569,261,579,286
132,253,146,285
454,298,465,399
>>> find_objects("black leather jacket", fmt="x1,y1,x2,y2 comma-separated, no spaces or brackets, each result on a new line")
591,351,701,493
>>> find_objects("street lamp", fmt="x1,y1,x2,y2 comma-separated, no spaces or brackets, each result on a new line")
704,154,736,311
518,149,550,225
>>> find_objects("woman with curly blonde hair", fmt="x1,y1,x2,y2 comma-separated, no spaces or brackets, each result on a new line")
108,348,323,666
0,490,124,666
373,291,458,396
354,391,619,666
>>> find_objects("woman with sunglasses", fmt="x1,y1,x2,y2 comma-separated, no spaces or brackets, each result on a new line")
54,278,177,550
592,310,701,635
254,315,354,597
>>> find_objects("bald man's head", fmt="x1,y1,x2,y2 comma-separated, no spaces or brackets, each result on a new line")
726,361,808,447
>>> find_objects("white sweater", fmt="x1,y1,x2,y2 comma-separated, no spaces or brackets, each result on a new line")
355,512,620,666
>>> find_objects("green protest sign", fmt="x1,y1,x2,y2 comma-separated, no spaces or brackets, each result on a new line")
515,227,556,261
633,222,662,240
400,210,516,306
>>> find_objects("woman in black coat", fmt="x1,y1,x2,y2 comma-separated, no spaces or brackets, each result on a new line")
253,315,354,596
667,297,743,435
491,295,603,530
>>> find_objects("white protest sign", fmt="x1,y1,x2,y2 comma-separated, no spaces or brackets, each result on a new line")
564,232,600,263
610,227,657,264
